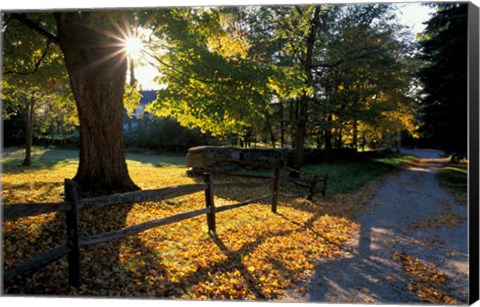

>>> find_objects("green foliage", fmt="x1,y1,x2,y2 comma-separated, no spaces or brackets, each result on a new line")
123,84,143,117
2,12,77,148
314,5,418,149
2,13,62,80
145,7,277,136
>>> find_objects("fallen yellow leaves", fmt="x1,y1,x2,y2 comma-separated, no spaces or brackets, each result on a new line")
2,154,380,300
411,199,466,230
411,211,466,229
393,251,458,304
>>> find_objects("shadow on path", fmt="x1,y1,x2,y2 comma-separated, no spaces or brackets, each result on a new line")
303,150,469,304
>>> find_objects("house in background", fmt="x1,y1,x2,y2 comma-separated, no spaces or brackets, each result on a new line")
123,90,157,131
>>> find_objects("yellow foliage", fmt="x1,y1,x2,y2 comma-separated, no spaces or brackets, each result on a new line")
393,252,458,304
206,28,250,60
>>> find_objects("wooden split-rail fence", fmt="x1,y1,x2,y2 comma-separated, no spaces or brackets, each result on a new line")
3,162,327,289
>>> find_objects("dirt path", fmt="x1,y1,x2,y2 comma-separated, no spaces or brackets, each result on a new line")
285,149,469,304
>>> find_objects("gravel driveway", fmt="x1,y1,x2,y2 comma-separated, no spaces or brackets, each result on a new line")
285,149,469,304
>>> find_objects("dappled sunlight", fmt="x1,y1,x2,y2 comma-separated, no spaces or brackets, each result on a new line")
408,166,434,173
3,153,366,298
2,146,52,160
3,148,420,299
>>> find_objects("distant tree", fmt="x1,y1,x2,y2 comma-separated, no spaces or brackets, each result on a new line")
319,22,418,151
418,3,468,161
2,80,38,166
35,85,78,144
2,15,69,165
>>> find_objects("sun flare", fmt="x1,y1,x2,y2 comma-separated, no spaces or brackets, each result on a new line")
124,36,144,59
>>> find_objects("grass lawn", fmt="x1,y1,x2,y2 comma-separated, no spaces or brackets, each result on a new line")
437,163,468,204
302,153,416,196
2,146,413,299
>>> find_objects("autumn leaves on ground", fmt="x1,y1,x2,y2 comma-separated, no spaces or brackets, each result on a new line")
1,147,465,302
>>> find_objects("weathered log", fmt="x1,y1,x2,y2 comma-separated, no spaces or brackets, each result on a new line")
214,178,274,189
3,184,207,220
284,177,311,188
204,173,216,234
3,244,71,286
271,168,280,213
79,207,211,246
78,183,206,210
204,168,272,179
65,179,81,288
3,202,71,220
307,175,320,201
321,174,329,196
215,194,272,213
210,157,281,169
277,192,310,198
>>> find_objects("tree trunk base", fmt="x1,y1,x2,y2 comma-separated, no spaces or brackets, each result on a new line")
72,175,140,197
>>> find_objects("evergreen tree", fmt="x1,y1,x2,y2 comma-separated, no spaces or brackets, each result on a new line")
418,3,468,160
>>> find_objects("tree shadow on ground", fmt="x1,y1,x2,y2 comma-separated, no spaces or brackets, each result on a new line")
1,146,186,175
5,156,443,300
302,161,468,304
3,177,351,300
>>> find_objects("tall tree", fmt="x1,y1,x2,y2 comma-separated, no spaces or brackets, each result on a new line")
319,21,417,150
5,11,140,192
2,15,67,165
270,4,400,171
418,3,468,161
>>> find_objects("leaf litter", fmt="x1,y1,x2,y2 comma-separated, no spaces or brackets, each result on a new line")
3,160,362,299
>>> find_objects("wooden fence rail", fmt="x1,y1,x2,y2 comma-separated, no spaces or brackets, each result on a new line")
3,184,207,220
3,166,326,289
3,245,72,285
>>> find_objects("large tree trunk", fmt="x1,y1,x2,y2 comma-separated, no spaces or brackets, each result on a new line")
290,6,321,177
279,101,285,148
352,117,358,149
290,95,308,177
22,95,35,166
55,12,139,194
325,113,333,150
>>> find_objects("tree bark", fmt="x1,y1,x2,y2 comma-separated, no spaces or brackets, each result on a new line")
22,95,35,166
397,130,401,153
264,110,276,148
352,116,358,150
55,12,139,193
279,101,285,148
290,99,307,177
336,128,343,149
290,6,321,177
325,113,333,150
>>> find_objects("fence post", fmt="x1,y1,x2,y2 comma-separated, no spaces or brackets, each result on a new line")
271,167,280,213
321,174,328,197
64,179,81,288
204,173,216,234
307,175,319,201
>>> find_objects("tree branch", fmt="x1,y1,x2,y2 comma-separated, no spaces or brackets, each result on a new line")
311,46,384,70
142,48,231,85
3,41,52,76
10,13,59,45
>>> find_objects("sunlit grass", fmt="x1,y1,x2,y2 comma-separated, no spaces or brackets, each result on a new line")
437,163,468,204
303,153,416,196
